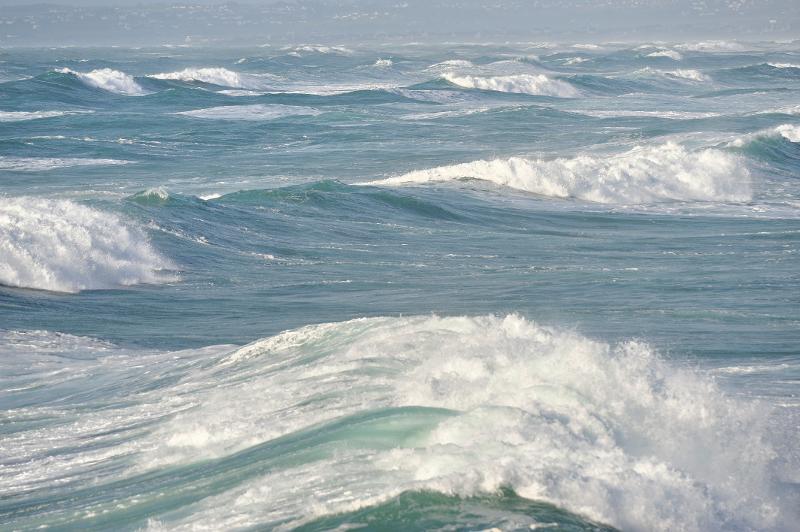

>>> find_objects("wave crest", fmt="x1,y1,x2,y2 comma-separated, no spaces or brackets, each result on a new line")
442,72,579,97
148,67,249,88
159,314,786,531
0,197,174,292
365,143,751,204
58,68,145,95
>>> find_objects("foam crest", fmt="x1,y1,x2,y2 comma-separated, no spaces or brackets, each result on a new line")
365,142,751,204
0,156,131,171
442,72,579,97
729,124,800,147
0,197,174,292
767,63,800,70
58,68,145,95
148,67,250,88
176,104,321,121
153,315,788,531
646,49,682,60
284,45,353,56
0,110,92,122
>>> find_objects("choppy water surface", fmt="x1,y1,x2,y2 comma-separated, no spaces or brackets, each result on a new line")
1,41,799,531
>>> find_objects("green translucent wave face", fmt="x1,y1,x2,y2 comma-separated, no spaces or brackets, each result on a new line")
298,489,617,532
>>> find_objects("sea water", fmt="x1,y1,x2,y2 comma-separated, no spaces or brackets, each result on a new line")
1,41,799,530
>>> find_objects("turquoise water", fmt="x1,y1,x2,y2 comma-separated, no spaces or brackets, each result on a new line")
1,41,799,530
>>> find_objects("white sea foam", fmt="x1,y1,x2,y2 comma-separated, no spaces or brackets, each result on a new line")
675,40,745,52
0,197,174,292
58,68,145,95
426,59,475,70
646,49,683,60
176,104,322,121
283,45,353,56
563,57,588,65
575,109,719,120
766,62,800,70
442,72,579,98
142,315,790,531
149,67,252,88
728,124,800,147
0,157,131,171
572,43,601,50
0,110,92,122
364,142,751,204
373,58,393,67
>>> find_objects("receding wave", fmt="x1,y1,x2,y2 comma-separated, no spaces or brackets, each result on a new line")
176,104,322,121
0,110,92,122
442,72,580,97
57,68,145,95
0,156,132,171
0,197,174,293
364,142,751,204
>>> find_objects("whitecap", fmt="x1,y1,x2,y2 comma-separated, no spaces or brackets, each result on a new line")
363,142,751,204
0,197,174,293
442,72,580,98
58,68,145,96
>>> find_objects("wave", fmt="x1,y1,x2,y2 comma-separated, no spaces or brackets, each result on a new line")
149,314,785,531
729,124,800,147
363,142,751,204
176,104,322,121
767,62,800,70
283,45,353,56
0,197,174,293
442,72,580,97
0,110,92,122
373,58,393,67
674,40,745,52
646,49,683,60
574,109,719,120
148,67,258,89
57,68,145,95
0,156,131,171
638,68,709,82
426,59,475,71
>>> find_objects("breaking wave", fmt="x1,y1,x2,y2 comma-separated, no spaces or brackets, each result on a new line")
0,197,174,293
646,49,683,60
137,314,788,531
442,72,580,97
365,143,752,204
57,68,145,95
148,67,260,89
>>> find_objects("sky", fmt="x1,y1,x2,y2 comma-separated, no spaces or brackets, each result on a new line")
0,1,797,46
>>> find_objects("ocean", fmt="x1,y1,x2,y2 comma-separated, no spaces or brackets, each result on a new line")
0,40,798,530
